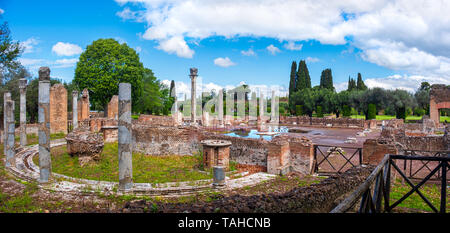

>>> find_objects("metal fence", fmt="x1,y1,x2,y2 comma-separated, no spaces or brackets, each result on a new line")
331,153,449,213
313,144,363,174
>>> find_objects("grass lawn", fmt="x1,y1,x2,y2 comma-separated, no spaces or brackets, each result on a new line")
33,143,213,183
389,180,447,213
14,133,66,146
350,115,450,122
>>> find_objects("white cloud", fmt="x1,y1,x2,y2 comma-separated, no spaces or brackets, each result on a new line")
52,42,83,56
116,7,145,22
18,58,45,66
54,58,79,68
214,57,236,67
0,8,4,15
21,38,39,54
115,0,450,82
136,46,142,53
283,41,303,51
306,57,320,63
156,36,194,58
266,44,281,55
241,48,256,56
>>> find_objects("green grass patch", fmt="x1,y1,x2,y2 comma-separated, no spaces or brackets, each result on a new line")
33,143,212,183
389,180,447,213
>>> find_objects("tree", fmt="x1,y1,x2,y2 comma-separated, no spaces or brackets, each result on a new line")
316,106,323,117
415,82,431,115
74,38,144,114
367,103,376,120
320,68,334,90
296,60,311,91
134,68,164,114
347,76,357,91
356,73,367,91
288,61,297,113
0,21,23,77
295,105,303,116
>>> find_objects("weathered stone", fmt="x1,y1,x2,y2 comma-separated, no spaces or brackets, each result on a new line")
190,68,198,125
429,84,450,126
50,83,68,134
107,95,118,120
38,67,51,183
201,139,232,170
78,88,90,121
19,79,27,146
72,91,78,129
118,83,133,190
65,129,104,166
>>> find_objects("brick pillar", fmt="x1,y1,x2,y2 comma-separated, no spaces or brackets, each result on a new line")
72,90,78,129
5,100,15,168
118,83,133,190
19,79,27,146
38,67,51,183
190,68,198,125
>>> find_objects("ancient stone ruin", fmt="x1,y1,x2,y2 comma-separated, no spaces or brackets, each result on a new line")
78,88,90,121
50,83,68,134
429,84,450,126
66,128,104,166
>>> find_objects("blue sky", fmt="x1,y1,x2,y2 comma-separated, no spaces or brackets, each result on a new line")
1,0,449,98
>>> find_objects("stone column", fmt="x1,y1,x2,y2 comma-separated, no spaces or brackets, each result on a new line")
218,89,224,127
5,100,15,167
259,92,264,124
72,90,78,129
190,68,198,125
213,166,225,186
19,79,27,146
118,83,133,190
271,90,276,122
3,92,11,155
38,67,51,183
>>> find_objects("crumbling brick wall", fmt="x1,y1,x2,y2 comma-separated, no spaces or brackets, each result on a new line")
279,116,365,128
122,165,374,213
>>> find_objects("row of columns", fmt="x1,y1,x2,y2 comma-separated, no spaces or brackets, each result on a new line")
188,68,277,126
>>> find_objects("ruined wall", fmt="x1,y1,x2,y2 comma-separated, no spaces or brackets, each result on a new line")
123,165,374,213
429,84,450,126
49,84,67,134
78,89,90,121
107,95,118,120
137,114,177,126
280,116,365,128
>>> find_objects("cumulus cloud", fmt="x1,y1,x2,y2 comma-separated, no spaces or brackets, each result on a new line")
266,44,281,55
283,41,303,51
214,57,236,67
21,38,39,54
52,42,83,56
306,57,320,63
115,0,450,82
0,8,4,15
241,48,256,56
54,58,79,68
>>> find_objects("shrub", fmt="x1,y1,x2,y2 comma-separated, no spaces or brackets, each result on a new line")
342,105,351,117
316,106,323,118
414,107,425,116
396,107,406,119
367,103,376,120
295,105,303,116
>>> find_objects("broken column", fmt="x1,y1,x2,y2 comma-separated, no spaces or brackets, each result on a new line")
72,90,78,129
19,79,27,146
271,90,276,123
38,67,51,183
5,100,15,167
78,88,90,121
190,68,198,125
218,89,224,127
118,83,133,190
3,92,11,154
107,95,119,120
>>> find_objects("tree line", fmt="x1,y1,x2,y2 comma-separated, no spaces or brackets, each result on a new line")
288,59,436,120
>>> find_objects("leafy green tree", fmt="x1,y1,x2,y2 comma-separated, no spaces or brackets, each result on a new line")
342,105,351,117
74,38,144,114
134,68,163,114
316,106,323,117
296,60,311,91
295,105,303,116
356,73,367,91
414,82,431,115
0,21,23,76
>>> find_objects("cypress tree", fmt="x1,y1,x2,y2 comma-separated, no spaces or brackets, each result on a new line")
348,76,356,91
296,60,311,90
320,69,334,90
289,61,297,98
169,80,175,96
356,73,367,91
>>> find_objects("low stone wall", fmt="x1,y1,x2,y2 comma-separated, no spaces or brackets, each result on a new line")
131,125,314,175
280,116,364,128
122,165,374,213
137,115,177,126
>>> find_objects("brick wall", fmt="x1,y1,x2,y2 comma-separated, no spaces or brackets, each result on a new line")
49,84,67,134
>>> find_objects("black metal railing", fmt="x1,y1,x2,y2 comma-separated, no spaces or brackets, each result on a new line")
399,149,449,180
331,153,449,213
313,144,363,174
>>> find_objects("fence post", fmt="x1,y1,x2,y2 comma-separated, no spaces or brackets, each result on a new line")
440,161,447,213
385,157,391,212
